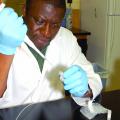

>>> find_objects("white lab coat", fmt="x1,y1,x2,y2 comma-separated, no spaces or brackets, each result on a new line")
0,27,102,108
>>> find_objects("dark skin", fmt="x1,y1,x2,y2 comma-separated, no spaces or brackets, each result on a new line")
23,0,65,50
0,54,14,97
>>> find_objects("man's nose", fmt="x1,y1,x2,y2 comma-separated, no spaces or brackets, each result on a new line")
43,23,51,38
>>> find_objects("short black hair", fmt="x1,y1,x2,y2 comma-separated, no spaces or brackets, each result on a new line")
26,0,66,12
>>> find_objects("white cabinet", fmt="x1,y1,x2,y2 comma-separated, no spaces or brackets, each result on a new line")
80,0,120,91
80,0,108,68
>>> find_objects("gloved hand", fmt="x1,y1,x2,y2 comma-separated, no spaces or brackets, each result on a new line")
0,8,27,55
63,65,89,97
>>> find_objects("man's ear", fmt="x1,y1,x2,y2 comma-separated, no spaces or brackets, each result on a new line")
22,4,26,16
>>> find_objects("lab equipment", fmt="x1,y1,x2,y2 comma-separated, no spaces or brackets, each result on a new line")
80,101,112,120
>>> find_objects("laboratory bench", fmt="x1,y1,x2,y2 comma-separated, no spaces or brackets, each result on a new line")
71,28,91,56
0,90,119,120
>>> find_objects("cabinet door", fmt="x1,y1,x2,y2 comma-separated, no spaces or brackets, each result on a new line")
80,0,108,68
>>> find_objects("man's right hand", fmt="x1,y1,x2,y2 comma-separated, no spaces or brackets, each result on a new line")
0,8,27,55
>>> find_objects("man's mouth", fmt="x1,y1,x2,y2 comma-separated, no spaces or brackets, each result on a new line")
31,34,48,43
31,35,50,49
36,38,49,44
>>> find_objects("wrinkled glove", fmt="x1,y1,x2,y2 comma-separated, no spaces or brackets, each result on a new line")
63,65,89,97
0,8,27,55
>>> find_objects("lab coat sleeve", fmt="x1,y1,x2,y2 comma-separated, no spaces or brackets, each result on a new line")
61,29,103,100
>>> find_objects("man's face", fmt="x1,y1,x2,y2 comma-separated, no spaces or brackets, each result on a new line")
24,1,65,49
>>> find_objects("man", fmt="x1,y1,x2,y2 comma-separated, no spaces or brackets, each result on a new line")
0,0,102,108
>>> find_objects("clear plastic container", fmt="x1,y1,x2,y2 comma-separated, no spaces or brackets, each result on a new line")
92,63,108,90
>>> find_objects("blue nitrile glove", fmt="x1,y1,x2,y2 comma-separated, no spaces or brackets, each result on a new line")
0,8,27,55
63,65,89,97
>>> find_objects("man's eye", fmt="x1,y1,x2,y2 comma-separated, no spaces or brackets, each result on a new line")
34,18,45,26
36,20,45,25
